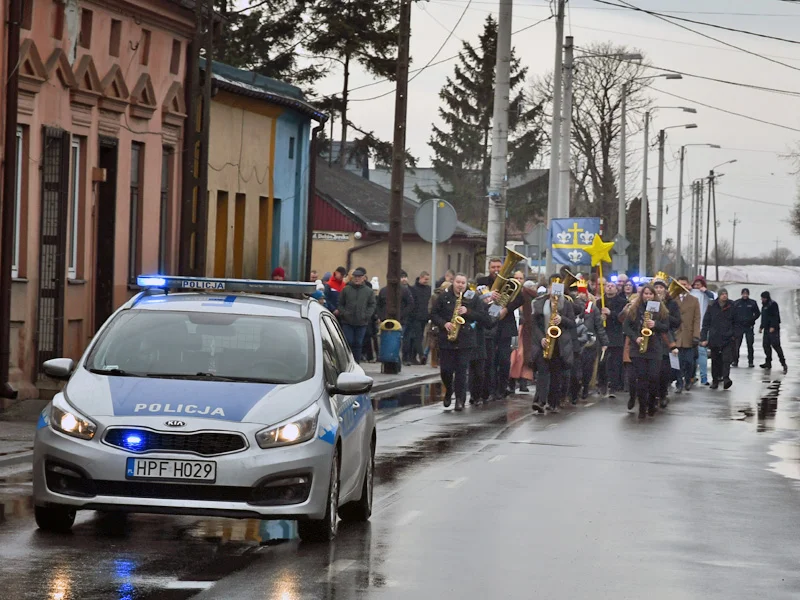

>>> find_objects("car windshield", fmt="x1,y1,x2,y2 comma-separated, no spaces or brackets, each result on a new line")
85,310,314,384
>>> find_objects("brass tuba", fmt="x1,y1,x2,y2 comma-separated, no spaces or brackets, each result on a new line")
667,276,690,300
447,292,466,342
490,247,528,308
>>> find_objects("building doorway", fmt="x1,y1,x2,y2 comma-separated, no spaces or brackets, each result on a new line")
94,136,118,332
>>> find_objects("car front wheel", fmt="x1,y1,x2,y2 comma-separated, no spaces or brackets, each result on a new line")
298,446,339,542
35,504,76,532
339,438,374,522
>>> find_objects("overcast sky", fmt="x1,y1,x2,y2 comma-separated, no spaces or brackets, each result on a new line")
244,0,800,258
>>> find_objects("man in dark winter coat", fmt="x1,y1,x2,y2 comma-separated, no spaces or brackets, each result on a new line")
601,282,628,396
469,287,497,405
529,275,577,413
701,288,735,389
571,283,609,402
407,271,432,365
760,291,787,373
732,288,761,368
430,273,488,411
478,258,525,401
338,268,377,362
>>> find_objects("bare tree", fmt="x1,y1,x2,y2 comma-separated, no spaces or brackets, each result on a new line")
711,239,733,266
530,42,653,234
766,246,793,265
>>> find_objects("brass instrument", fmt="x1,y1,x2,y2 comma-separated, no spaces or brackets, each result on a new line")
639,310,653,353
667,277,690,300
543,290,562,360
561,268,579,290
490,247,528,308
447,292,466,342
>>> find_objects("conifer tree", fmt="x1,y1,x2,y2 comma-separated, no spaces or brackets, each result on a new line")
417,16,543,229
306,0,400,166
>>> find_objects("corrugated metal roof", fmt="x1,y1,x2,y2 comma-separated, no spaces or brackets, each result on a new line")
315,159,485,239
202,59,327,123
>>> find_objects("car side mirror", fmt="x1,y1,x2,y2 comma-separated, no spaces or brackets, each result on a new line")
333,372,373,396
42,358,75,380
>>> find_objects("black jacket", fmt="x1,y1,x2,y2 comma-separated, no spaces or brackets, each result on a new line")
622,303,670,360
471,299,497,360
430,288,488,351
477,274,525,339
760,300,781,331
575,298,610,349
603,294,628,347
377,285,414,323
733,297,760,329
409,279,432,321
530,295,577,365
701,300,735,348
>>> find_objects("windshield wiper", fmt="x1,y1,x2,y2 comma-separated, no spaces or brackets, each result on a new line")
88,367,141,377
143,372,239,382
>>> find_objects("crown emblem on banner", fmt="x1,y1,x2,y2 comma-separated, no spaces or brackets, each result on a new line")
579,231,595,245
568,249,584,263
556,231,572,244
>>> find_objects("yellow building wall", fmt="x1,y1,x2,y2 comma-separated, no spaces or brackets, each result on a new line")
206,91,281,279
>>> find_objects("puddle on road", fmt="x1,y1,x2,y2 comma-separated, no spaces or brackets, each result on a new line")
375,383,443,411
768,440,800,481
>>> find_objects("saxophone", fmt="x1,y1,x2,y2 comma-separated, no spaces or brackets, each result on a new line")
447,292,466,342
639,310,653,353
543,294,562,360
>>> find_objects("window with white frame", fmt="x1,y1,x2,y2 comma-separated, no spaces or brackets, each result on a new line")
68,137,81,279
12,126,22,278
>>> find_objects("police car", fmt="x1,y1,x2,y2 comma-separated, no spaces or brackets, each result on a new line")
33,275,376,542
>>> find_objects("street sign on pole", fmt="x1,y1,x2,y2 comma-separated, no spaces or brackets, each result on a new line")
415,199,457,290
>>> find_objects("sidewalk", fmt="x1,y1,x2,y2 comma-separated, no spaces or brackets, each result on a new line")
361,361,439,396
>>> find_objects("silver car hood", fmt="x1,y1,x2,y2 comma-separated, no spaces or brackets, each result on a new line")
64,367,323,426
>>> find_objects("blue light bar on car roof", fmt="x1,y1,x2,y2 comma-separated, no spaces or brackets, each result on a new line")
136,275,317,295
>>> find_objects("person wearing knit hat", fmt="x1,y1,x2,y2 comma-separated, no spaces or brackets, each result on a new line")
759,290,787,373
271,267,285,281
700,287,734,389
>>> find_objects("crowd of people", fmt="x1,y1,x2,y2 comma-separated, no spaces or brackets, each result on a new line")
309,265,788,418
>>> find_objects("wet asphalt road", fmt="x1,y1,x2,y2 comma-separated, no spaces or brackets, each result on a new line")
3,285,800,599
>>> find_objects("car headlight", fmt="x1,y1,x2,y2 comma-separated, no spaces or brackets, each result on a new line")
256,404,320,449
50,395,96,440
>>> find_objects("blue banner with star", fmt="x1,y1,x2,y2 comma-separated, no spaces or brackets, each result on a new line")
549,218,602,266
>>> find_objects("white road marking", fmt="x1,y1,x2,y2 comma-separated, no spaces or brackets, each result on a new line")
396,510,422,526
318,560,356,581
166,581,215,590
446,477,468,489
584,402,596,408
489,454,506,463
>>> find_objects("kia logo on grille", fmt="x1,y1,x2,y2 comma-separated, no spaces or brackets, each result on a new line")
164,420,186,427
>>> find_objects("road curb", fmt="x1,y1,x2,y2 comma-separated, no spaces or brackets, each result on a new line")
371,372,439,394
0,450,33,469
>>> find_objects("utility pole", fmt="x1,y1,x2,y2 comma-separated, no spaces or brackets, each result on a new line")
557,35,574,220
638,111,650,276
485,0,513,265
730,213,740,266
774,238,781,265
386,0,411,358
676,146,685,273
618,83,628,242
654,129,666,272
694,179,703,277
545,0,566,276
0,0,22,399
711,170,719,281
704,176,711,278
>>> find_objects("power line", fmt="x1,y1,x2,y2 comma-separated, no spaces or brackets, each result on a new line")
651,86,800,134
600,0,800,74
592,0,800,45
432,0,800,16
716,191,793,208
344,14,554,103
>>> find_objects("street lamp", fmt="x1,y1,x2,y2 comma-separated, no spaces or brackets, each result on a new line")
654,123,697,271
639,105,696,276
618,73,682,265
678,143,720,274
559,47,643,219
704,160,738,280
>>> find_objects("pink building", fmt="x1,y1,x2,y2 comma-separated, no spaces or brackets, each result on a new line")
4,0,194,399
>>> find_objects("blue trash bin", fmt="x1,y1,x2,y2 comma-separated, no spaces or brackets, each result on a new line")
378,319,403,365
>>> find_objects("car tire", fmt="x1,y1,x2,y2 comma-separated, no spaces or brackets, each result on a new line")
339,438,374,523
35,504,76,533
298,446,339,543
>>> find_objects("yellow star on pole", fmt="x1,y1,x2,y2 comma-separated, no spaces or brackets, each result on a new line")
586,234,614,267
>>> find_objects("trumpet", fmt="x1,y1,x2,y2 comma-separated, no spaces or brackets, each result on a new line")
639,310,653,353
544,294,562,360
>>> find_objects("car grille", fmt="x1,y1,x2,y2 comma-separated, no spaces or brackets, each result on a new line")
93,479,311,505
104,428,247,456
